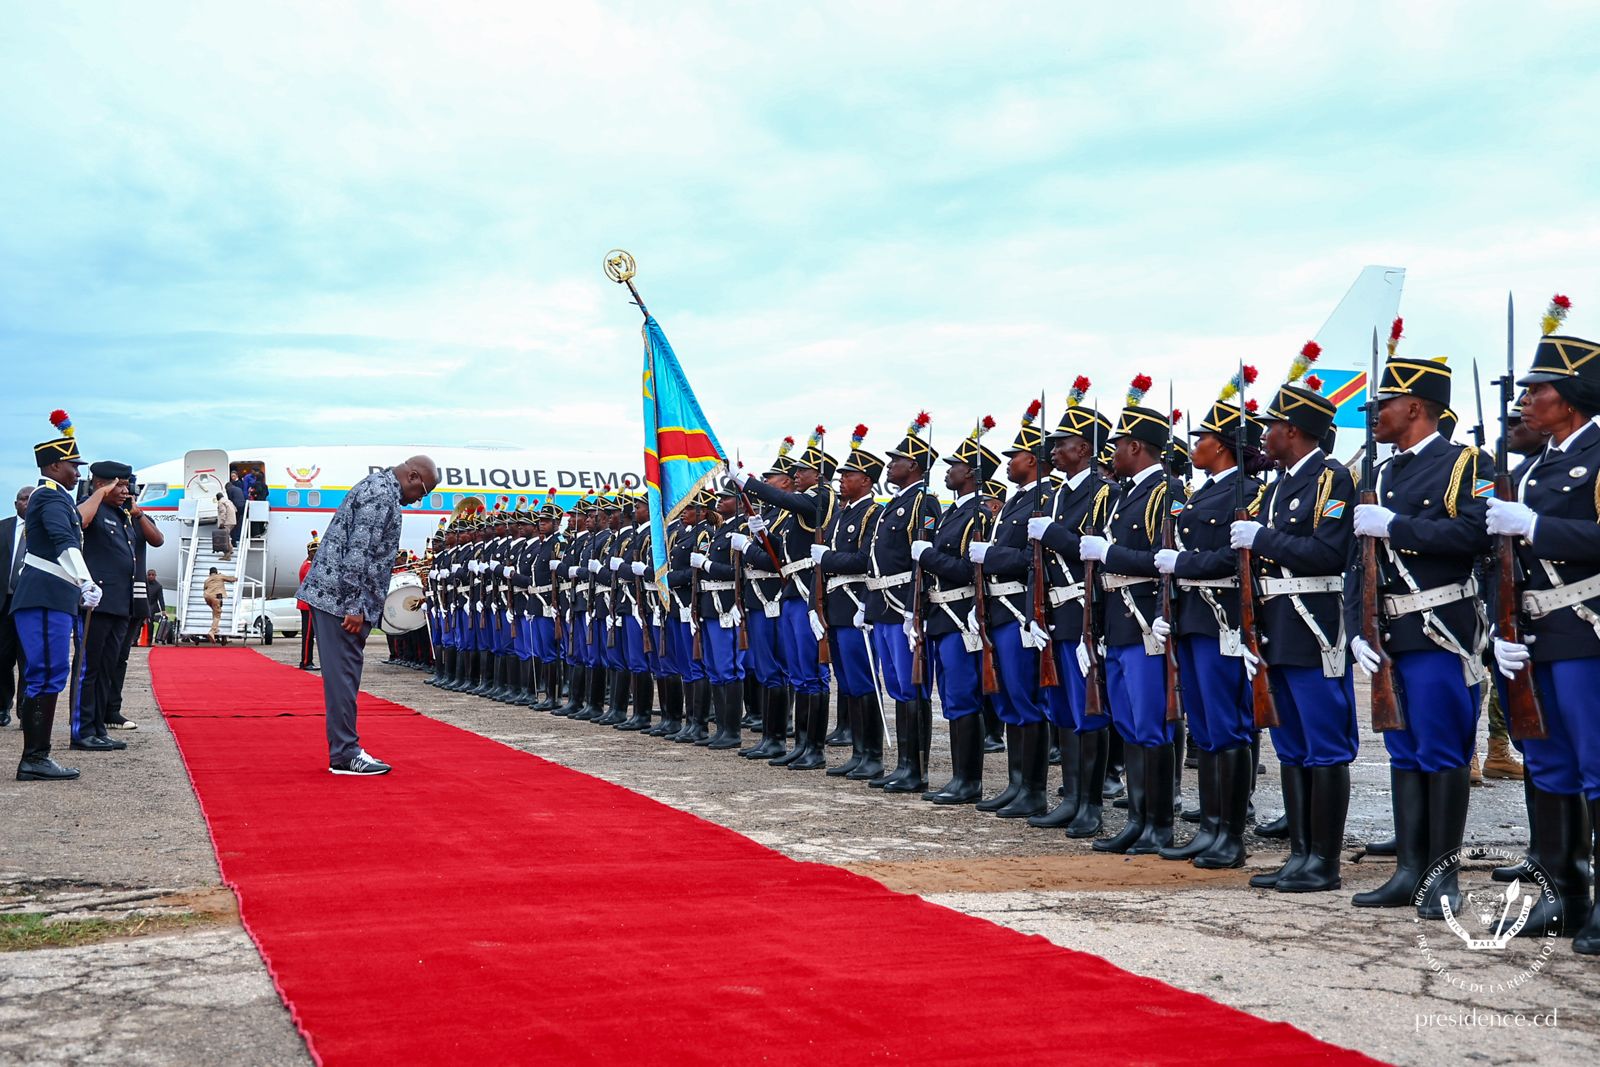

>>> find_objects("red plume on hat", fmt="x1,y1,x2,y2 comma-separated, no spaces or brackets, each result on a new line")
49,409,75,438
850,424,868,449
1125,374,1152,407
1288,341,1321,384
1068,376,1091,407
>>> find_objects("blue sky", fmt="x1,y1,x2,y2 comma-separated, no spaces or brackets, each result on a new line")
4,1,1599,495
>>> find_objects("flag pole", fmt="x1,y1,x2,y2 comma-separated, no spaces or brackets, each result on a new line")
605,249,649,320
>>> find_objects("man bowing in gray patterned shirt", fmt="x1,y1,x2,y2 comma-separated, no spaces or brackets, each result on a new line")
297,457,440,774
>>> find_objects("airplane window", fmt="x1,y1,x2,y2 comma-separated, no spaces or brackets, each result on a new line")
430,493,442,509
307,491,321,507
286,489,300,507
139,483,168,501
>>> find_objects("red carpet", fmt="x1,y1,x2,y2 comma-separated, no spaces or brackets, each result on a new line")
152,647,1384,1066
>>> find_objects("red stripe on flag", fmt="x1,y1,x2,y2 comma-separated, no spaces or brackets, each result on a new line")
643,450,662,489
655,427,723,464
1329,372,1365,407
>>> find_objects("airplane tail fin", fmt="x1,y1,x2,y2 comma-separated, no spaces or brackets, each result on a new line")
1305,266,1406,438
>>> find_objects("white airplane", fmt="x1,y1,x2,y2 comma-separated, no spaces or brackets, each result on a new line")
134,446,643,632
1306,265,1407,457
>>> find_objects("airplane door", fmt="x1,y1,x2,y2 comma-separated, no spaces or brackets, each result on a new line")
184,448,228,522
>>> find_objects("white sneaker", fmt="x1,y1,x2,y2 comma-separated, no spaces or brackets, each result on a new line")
330,750,392,775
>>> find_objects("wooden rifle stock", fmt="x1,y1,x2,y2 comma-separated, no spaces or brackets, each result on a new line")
1080,545,1107,718
974,560,999,695
1494,473,1547,739
1234,508,1276,728
1032,535,1061,688
1361,488,1405,731
910,537,927,684
550,542,564,643
734,531,749,651
813,508,831,666
1160,507,1183,723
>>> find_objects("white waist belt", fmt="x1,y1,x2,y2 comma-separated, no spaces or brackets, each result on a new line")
1177,577,1239,589
1523,572,1600,619
780,558,814,577
700,580,736,592
986,580,1026,597
928,585,975,605
1047,583,1085,607
1384,579,1475,617
826,575,866,592
530,584,553,595
866,572,913,591
23,553,76,586
1101,574,1155,590
1259,575,1343,597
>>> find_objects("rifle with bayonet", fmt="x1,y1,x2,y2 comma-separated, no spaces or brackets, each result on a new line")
1493,295,1548,740
909,422,931,685
1362,328,1405,732
970,419,1000,695
635,524,653,656
1161,385,1184,723
1234,360,1278,729
1031,394,1061,688
811,427,832,668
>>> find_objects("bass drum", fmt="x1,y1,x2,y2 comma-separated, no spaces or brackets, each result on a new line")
382,572,427,634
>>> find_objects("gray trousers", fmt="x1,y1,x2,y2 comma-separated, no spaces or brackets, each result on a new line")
311,608,371,763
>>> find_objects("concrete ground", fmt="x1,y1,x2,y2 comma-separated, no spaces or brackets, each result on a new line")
2,640,1595,1065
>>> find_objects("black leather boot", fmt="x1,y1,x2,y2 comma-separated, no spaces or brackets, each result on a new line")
554,665,585,715
481,654,506,700
1416,765,1471,920
770,689,810,764
824,688,853,748
1095,744,1148,852
1128,742,1175,853
977,723,1025,811
1365,835,1398,856
1029,727,1082,828
870,701,913,788
1574,800,1600,955
1067,728,1109,838
596,669,628,725
16,695,80,781
883,698,928,793
1251,766,1309,888
829,695,865,776
1494,775,1540,882
1277,763,1349,892
1103,730,1126,800
924,712,985,804
1160,749,1218,860
617,672,654,730
706,682,743,750
581,664,611,720
744,687,788,759
742,675,762,729
847,696,886,780
1353,769,1427,906
1173,721,1187,815
683,679,711,744
425,648,443,686
995,722,1048,817
788,692,830,770
737,686,772,756
1194,745,1251,870
650,676,683,737
1516,790,1590,938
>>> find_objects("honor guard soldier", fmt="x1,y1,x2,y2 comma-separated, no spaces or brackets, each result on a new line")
730,442,794,759
916,418,999,804
556,498,594,715
12,411,97,781
1152,370,1266,869
968,400,1054,819
505,509,539,705
1348,330,1489,917
527,494,565,710
807,426,884,778
484,506,518,702
611,491,657,731
573,495,612,718
730,430,836,770
662,491,711,741
1078,375,1187,854
689,486,748,748
1027,379,1118,835
1233,343,1358,893
1489,295,1600,952
598,493,638,724
422,521,446,685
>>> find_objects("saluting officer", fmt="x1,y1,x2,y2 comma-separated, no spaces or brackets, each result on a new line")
1488,297,1600,952
730,442,794,758
1232,344,1358,894
11,411,97,782
916,418,999,804
1348,340,1489,918
1152,374,1265,870
1079,375,1187,854
808,427,885,778
1027,381,1117,834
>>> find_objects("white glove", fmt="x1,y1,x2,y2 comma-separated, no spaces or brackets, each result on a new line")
689,551,707,570
567,566,579,579
968,541,990,564
81,582,103,609
1077,639,1091,676
587,559,602,574
1152,616,1171,640
809,544,826,564
1486,498,1536,539
1026,516,1052,541
967,608,981,633
1242,646,1260,681
730,533,751,553
502,566,514,578
746,513,768,536
1026,621,1050,649
910,540,930,561
1493,637,1531,679
809,610,826,641
467,561,481,574
729,469,750,490
1229,520,1262,549
853,607,867,629
1352,504,1395,539
903,616,917,640
631,562,648,577
608,557,624,571
1153,548,1180,575
1351,635,1382,674
1078,535,1109,562
474,600,484,613
488,558,501,568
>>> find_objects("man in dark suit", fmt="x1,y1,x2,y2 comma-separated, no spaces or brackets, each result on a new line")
227,471,248,547
1,485,35,727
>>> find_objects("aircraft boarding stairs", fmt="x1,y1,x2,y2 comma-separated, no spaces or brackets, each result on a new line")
175,494,270,643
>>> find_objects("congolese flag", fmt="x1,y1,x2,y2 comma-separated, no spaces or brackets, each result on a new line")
641,315,726,584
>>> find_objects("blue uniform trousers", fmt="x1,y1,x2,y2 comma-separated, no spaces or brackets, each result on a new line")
1266,664,1358,767
989,622,1044,726
568,611,590,666
532,617,557,663
932,631,982,721
1061,639,1110,734
429,613,444,651
1105,641,1172,747
701,620,742,685
1176,635,1252,752
744,610,783,687
830,626,874,697
1525,660,1600,800
490,614,515,655
455,609,476,652
871,621,920,702
513,616,533,661
666,618,705,682
779,599,829,695
1381,650,1480,772
12,607,80,699
620,616,648,673
648,621,670,677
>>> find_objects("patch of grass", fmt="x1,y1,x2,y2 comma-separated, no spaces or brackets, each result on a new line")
0,911,223,952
